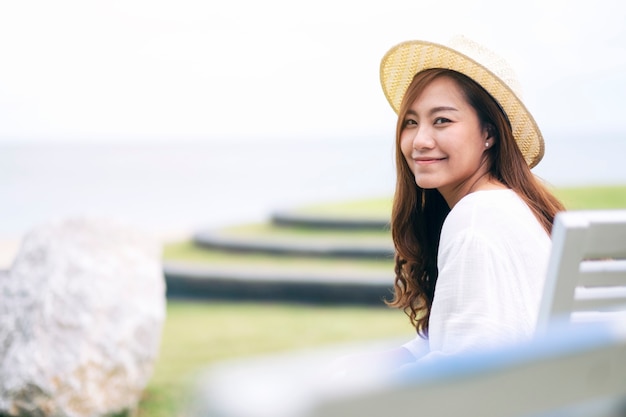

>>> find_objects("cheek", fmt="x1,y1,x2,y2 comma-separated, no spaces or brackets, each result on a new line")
399,134,413,160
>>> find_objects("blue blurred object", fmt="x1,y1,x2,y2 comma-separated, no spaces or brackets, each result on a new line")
188,319,626,417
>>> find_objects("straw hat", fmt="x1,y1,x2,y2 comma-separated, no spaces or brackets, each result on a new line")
380,36,544,168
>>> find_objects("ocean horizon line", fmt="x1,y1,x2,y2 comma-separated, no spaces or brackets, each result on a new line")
1,132,625,240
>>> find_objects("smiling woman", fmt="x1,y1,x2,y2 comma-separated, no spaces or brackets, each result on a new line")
327,36,566,377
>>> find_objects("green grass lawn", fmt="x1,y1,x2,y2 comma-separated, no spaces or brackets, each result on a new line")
284,185,626,217
222,222,390,238
288,196,392,218
304,185,626,214
145,184,626,416
139,301,413,417
164,240,394,273
553,185,626,210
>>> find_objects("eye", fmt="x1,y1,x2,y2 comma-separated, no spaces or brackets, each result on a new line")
434,117,451,125
403,118,418,128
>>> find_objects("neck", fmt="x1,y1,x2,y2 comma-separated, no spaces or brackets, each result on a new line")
440,173,507,208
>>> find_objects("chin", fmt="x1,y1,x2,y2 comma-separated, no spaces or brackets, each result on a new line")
415,181,438,190
414,175,436,189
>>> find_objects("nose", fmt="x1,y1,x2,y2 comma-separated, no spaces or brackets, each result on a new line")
412,126,435,150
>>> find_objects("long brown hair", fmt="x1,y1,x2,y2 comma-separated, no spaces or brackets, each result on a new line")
385,68,565,337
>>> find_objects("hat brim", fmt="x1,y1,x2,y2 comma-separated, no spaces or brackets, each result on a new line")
380,40,544,168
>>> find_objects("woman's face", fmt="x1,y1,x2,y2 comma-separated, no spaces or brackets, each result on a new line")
400,76,491,206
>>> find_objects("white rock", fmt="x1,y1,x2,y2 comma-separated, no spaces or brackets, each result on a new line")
0,217,166,417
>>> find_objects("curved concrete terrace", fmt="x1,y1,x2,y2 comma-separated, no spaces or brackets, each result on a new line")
164,210,396,305
164,262,393,306
192,230,394,259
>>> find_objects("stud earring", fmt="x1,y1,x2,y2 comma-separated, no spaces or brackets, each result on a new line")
485,142,490,148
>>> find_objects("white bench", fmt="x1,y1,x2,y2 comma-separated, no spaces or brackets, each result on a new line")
308,322,626,417
536,209,626,334
189,321,626,417
188,209,626,417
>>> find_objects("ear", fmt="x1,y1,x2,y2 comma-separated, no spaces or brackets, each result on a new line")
484,123,496,140
483,123,496,148
481,124,496,152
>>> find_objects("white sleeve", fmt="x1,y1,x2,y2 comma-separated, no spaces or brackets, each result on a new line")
422,229,533,360
401,335,429,359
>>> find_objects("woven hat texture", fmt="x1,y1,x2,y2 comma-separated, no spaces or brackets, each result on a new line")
380,36,544,168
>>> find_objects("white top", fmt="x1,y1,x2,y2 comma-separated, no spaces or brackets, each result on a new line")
402,189,552,361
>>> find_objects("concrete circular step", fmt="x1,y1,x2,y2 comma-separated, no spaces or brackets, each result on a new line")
271,210,389,230
163,261,394,306
192,230,394,259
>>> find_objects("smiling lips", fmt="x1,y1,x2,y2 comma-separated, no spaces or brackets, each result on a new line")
414,156,446,165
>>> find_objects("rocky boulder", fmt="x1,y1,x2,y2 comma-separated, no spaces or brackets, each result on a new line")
0,217,166,417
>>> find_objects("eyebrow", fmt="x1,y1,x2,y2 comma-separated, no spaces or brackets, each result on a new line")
429,106,458,115
405,106,459,117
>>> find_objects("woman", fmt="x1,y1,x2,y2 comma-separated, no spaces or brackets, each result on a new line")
379,36,565,363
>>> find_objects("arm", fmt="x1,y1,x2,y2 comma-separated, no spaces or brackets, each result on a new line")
424,230,534,360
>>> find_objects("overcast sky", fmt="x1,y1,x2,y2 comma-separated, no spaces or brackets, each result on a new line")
0,0,624,143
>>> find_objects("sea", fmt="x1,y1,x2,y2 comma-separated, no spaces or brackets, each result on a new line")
1,132,625,240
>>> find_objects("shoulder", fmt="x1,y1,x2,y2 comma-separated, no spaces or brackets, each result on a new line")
443,189,542,234
440,189,550,253
447,189,529,221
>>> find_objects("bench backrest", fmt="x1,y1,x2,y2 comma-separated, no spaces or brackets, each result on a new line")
536,210,626,334
190,322,626,417
308,322,626,417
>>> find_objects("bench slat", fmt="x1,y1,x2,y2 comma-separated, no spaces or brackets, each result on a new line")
578,260,626,287
573,286,626,312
